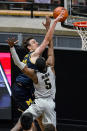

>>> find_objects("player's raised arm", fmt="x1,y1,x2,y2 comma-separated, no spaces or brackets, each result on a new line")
42,16,51,31
32,13,64,57
43,16,55,73
46,39,55,73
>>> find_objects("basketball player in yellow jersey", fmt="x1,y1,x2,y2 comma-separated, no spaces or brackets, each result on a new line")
9,13,64,131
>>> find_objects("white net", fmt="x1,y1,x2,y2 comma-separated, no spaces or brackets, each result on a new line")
75,26,87,50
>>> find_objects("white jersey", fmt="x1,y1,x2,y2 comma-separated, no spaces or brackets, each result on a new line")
25,67,56,127
33,67,56,99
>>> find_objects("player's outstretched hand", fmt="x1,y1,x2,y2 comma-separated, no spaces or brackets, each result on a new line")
42,16,51,31
6,37,19,47
54,9,65,23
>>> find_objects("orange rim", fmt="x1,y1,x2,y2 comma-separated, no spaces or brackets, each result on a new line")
73,21,87,27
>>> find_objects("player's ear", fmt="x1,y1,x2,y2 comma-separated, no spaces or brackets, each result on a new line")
27,45,31,51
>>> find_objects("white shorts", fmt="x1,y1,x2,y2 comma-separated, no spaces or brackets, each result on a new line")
24,97,56,127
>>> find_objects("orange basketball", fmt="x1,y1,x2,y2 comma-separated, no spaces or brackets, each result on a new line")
53,6,68,22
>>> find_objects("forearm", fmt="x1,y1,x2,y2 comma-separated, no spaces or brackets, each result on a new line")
10,47,26,70
45,21,57,43
46,39,55,67
45,12,64,42
36,114,44,131
48,40,54,55
10,118,22,131
35,21,57,56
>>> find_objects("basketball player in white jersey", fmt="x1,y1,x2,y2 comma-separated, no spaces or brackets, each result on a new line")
10,43,56,130
9,13,64,131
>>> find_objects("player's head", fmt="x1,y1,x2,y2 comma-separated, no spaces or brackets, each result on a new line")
20,112,33,131
44,123,56,131
35,57,47,73
23,37,39,52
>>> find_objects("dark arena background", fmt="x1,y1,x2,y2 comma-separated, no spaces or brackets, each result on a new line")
0,0,87,131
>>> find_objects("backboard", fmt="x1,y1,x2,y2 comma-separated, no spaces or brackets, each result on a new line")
62,0,87,29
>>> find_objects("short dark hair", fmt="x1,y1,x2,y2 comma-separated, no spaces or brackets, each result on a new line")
22,37,33,51
44,124,56,131
35,57,46,73
20,112,33,130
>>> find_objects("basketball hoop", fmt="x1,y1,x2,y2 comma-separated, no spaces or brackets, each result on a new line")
73,21,87,50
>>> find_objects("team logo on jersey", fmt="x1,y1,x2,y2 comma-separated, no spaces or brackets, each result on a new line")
26,98,32,106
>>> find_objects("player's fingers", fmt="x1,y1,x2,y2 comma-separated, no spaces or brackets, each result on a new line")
6,37,10,43
12,37,15,41
14,40,19,44
46,16,51,23
42,21,45,26
7,37,10,41
46,16,50,21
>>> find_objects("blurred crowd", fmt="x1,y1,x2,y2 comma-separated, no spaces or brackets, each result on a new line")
72,0,87,5
3,0,63,4
72,0,87,14
0,0,64,11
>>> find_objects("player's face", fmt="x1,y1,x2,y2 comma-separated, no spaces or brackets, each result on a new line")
28,39,39,51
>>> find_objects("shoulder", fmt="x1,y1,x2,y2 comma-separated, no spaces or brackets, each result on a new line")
23,53,29,60
24,51,33,58
22,53,29,64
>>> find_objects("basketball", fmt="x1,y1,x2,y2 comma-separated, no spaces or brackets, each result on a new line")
53,6,68,22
